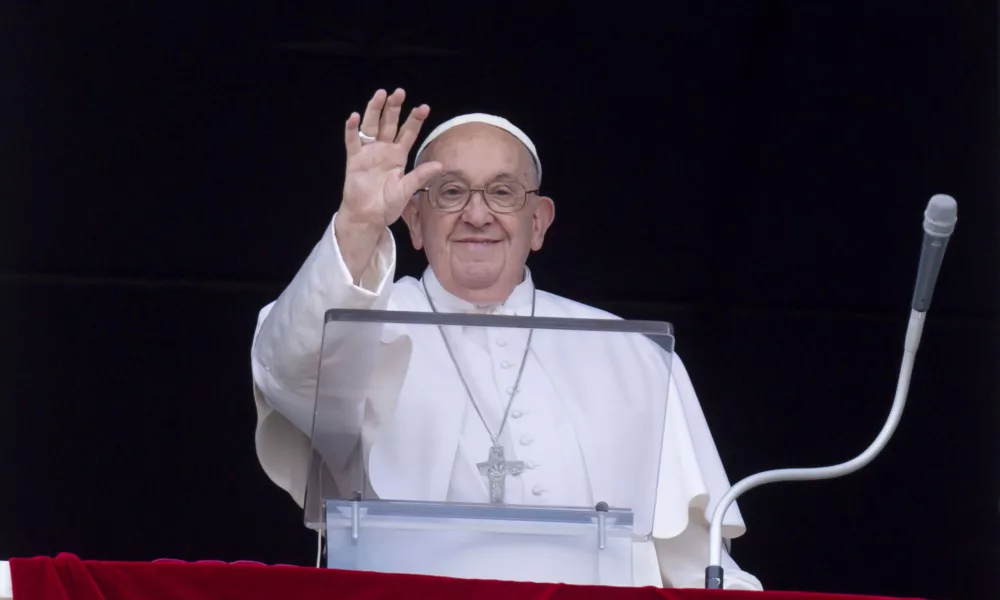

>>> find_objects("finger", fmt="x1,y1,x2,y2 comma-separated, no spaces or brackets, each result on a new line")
399,160,443,200
360,89,387,138
395,104,433,152
344,112,362,155
378,88,405,141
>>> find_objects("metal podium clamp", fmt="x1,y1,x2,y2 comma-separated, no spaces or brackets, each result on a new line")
350,492,362,544
595,502,609,550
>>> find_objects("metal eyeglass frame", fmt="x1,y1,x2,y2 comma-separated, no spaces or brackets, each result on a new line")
416,182,540,214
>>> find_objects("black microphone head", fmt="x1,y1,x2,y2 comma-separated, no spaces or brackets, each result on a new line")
924,194,958,236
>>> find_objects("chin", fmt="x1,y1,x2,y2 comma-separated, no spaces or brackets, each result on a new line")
444,256,504,287
453,268,503,291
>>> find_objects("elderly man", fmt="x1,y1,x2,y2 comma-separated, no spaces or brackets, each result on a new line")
250,88,763,590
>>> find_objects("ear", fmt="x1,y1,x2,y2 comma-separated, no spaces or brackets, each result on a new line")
529,195,555,251
401,195,424,250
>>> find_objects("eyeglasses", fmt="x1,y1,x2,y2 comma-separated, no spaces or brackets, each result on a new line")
419,180,539,214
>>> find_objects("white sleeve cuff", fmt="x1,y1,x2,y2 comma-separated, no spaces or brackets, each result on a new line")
327,211,395,298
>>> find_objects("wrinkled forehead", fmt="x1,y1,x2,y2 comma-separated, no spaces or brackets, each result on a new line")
417,123,538,184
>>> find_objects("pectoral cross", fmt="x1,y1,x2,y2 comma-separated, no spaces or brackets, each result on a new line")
477,443,524,504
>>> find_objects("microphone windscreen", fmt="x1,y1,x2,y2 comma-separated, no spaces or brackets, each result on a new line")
924,194,958,235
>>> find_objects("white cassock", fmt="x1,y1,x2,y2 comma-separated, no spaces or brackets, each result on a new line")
250,213,764,591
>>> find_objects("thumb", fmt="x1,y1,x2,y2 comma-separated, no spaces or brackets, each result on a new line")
399,161,443,200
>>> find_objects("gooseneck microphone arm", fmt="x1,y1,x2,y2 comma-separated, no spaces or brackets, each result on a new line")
704,194,958,590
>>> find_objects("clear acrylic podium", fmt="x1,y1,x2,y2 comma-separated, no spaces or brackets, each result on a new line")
304,309,675,586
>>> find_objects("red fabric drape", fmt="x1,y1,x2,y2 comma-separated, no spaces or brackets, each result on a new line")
9,554,923,600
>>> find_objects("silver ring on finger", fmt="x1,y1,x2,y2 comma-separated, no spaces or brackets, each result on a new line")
358,131,377,144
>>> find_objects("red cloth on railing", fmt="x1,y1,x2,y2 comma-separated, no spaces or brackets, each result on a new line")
9,553,923,600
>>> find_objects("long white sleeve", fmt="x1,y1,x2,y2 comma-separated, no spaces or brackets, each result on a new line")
647,352,761,590
655,517,763,590
250,212,396,504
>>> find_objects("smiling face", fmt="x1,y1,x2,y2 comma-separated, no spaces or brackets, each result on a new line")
402,122,555,305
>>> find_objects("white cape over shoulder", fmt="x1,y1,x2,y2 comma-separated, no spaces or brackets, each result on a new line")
250,214,763,590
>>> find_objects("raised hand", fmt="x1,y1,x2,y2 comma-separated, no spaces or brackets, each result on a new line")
339,88,442,229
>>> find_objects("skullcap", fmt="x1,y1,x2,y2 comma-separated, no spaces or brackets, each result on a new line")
414,113,541,184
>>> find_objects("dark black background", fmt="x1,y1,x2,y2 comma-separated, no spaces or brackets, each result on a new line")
2,3,997,599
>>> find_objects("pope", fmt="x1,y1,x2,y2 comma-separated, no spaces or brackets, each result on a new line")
249,88,764,590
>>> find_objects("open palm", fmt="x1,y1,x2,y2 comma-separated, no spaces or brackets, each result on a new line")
340,89,442,228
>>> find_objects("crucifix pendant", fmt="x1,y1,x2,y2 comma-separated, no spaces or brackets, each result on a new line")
477,443,524,504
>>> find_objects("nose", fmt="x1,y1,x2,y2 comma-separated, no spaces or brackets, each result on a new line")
461,190,494,227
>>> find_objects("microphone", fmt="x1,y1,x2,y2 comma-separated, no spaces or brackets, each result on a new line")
912,194,959,312
704,194,958,590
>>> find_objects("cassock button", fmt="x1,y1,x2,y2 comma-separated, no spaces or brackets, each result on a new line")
500,360,512,369
511,409,523,418
524,460,538,469
496,338,508,347
519,434,533,446
531,485,546,496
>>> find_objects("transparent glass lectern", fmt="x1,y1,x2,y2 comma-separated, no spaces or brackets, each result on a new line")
304,309,674,586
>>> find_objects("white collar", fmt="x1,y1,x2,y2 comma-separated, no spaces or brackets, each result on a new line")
421,266,536,315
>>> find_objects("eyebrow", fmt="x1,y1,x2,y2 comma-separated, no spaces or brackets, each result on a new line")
439,170,522,181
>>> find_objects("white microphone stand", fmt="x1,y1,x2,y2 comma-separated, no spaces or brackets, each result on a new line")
704,194,957,589
705,310,923,588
